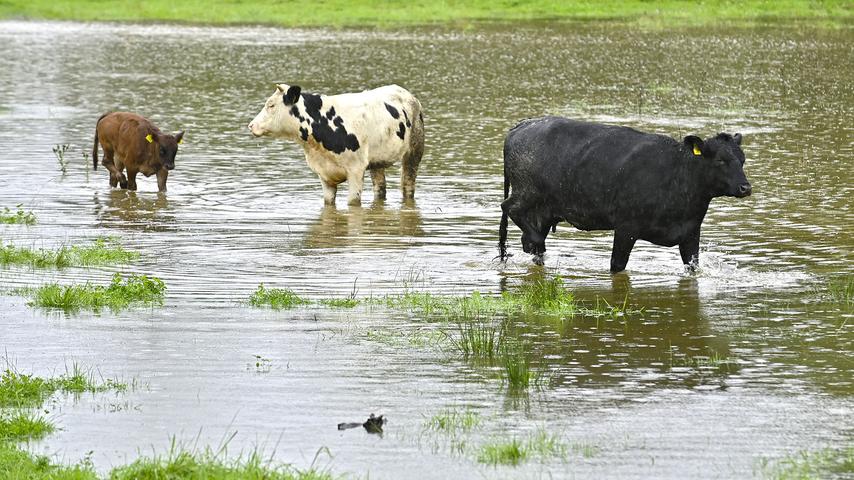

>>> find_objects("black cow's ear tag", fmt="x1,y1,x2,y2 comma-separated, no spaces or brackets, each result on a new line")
692,145,702,156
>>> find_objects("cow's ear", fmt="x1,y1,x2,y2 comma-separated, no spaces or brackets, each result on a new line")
275,84,285,93
283,85,301,105
174,131,184,144
683,135,704,156
733,133,742,145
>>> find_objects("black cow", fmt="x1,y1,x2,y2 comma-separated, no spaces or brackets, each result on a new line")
498,117,752,273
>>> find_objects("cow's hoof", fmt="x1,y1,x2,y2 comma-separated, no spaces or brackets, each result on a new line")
532,254,544,266
119,181,128,189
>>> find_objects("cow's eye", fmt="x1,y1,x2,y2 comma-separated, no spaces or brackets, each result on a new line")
266,103,274,110
160,147,166,155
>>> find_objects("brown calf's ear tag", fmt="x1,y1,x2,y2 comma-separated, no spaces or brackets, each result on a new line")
145,134,154,143
693,145,702,156
177,137,183,144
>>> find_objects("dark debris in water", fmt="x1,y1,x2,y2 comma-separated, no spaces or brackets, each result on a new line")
338,413,386,434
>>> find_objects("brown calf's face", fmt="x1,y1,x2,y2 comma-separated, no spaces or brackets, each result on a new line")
149,131,184,173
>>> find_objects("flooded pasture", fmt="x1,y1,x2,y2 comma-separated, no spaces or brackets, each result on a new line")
0,20,852,478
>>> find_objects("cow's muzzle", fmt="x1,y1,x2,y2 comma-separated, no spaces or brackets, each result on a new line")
736,183,752,197
164,164,175,171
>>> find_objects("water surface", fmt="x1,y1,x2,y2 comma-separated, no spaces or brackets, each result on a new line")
0,20,851,479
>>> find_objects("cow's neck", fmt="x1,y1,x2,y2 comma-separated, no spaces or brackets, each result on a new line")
669,154,714,218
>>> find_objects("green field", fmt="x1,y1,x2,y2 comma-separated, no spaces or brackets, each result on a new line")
0,0,851,27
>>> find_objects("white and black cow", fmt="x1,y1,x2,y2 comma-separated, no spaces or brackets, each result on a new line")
249,84,424,206
498,117,752,273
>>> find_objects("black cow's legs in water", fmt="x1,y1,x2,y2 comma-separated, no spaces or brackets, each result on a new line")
610,231,637,273
679,230,701,271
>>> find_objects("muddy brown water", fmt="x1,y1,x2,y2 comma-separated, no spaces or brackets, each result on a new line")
0,20,852,479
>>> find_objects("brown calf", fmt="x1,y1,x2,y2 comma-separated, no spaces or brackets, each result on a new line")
93,112,184,192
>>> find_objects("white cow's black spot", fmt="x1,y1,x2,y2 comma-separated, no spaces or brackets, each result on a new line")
325,106,336,120
402,109,412,128
384,103,400,119
299,127,309,141
301,93,360,154
289,106,306,123
396,122,406,140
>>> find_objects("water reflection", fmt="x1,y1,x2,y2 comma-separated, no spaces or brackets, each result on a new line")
301,203,424,249
93,190,173,229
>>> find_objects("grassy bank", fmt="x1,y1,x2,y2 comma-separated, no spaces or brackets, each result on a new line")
0,1,850,28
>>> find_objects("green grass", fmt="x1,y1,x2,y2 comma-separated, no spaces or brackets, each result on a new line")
760,446,854,480
0,364,127,408
825,276,853,308
0,237,139,268
0,205,36,226
25,273,166,312
477,438,528,466
425,408,482,434
450,318,504,359
477,430,576,466
0,0,849,28
109,441,335,480
0,442,97,480
248,284,311,310
0,411,55,442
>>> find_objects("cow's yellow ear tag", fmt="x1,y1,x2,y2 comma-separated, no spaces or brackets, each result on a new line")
693,145,702,156
145,134,153,143
177,138,183,144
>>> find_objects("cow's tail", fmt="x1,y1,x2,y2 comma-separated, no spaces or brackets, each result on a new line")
92,112,109,170
497,149,510,262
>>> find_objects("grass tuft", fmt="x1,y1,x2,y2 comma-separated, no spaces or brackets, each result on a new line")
0,237,139,268
477,430,576,466
110,440,336,480
249,284,311,310
26,273,166,312
425,408,481,434
0,411,55,442
0,205,36,225
0,365,128,408
477,438,528,466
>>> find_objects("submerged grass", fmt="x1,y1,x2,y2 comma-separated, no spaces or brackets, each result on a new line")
0,364,127,408
425,408,482,434
825,276,853,308
0,205,36,226
0,411,55,442
26,273,166,312
760,446,854,480
0,237,139,268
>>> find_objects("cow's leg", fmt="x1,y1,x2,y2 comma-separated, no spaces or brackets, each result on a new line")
102,150,125,188
610,231,637,273
370,168,387,201
114,157,128,189
401,114,425,201
321,179,337,205
125,168,139,191
156,168,169,193
679,230,701,271
346,169,365,206
503,196,549,263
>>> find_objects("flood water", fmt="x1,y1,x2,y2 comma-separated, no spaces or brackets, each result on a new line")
0,20,852,479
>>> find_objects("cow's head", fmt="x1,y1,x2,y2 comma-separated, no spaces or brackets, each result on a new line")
248,84,303,138
684,133,751,198
144,130,184,175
